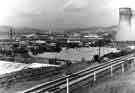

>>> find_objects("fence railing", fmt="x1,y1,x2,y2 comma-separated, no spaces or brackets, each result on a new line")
55,55,134,93
18,54,135,93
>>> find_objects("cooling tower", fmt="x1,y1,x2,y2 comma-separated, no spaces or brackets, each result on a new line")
116,8,133,41
119,8,132,24
131,10,135,36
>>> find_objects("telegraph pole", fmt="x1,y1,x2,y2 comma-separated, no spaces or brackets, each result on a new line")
99,46,101,57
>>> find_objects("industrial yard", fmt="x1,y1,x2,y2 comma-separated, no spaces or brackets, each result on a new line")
0,47,119,93
0,1,135,93
0,22,134,93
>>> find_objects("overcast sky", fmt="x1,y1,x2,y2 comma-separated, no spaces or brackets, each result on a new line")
0,0,135,30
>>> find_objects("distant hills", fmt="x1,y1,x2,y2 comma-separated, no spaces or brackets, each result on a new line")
0,25,118,36
64,25,118,34
0,25,118,39
0,26,49,34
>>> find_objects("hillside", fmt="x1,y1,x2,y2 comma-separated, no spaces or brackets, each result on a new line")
0,25,118,39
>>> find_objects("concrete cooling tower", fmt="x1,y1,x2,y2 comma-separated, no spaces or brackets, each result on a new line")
116,8,135,41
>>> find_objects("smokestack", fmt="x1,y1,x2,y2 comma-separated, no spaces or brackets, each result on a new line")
9,27,13,40
116,8,133,41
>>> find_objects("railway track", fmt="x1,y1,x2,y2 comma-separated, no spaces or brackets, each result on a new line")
19,54,135,93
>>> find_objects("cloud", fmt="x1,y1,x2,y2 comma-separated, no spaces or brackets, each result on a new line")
16,8,42,16
0,0,119,29
63,0,88,12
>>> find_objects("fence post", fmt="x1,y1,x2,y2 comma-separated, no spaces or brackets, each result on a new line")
63,74,70,93
121,63,124,72
66,77,69,93
110,65,113,77
93,72,96,81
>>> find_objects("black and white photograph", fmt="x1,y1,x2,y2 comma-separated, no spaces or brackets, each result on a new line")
0,0,135,93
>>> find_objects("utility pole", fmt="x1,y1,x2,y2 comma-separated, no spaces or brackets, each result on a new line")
98,40,102,57
99,46,101,57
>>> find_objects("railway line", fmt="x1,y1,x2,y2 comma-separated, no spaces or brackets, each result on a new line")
19,54,135,93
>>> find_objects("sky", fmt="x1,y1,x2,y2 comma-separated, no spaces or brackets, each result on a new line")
0,0,135,30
